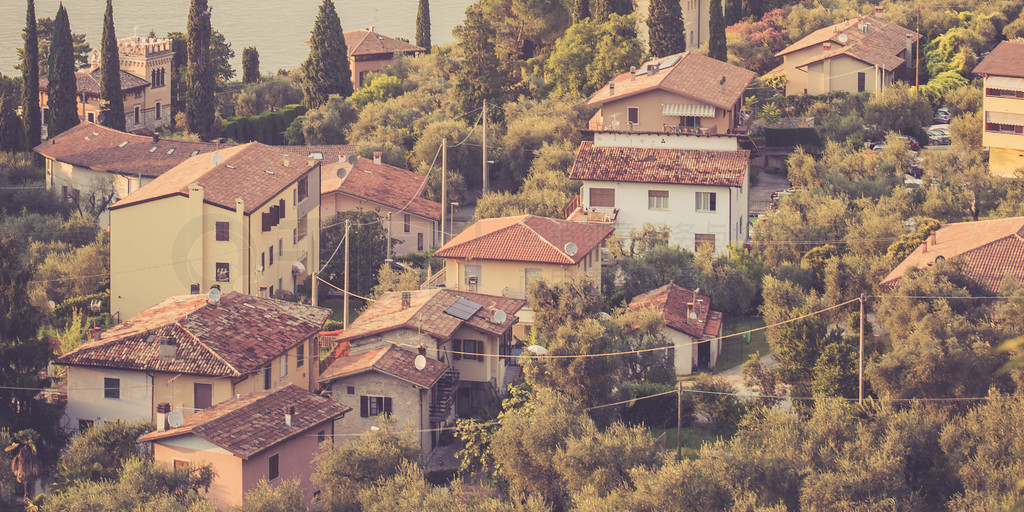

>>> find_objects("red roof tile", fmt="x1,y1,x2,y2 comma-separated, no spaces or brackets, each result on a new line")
588,52,755,110
321,156,441,220
33,122,221,178
319,344,448,388
570,141,749,187
778,15,919,67
138,385,350,459
344,29,426,57
337,289,525,344
110,142,316,214
881,217,1024,294
435,215,613,265
56,292,331,376
973,40,1024,78
629,284,723,338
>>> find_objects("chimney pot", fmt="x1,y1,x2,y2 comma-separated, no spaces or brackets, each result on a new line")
285,406,295,427
373,151,382,165
930,232,936,244
875,5,883,14
283,155,290,167
608,81,615,95
401,291,411,310
921,241,928,253
156,403,171,431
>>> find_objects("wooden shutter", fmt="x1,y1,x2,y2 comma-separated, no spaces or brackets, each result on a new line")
279,199,286,219
383,397,392,414
589,188,615,207
261,212,270,232
194,383,212,410
452,339,462,360
360,396,369,417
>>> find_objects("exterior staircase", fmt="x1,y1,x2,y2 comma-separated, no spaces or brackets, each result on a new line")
429,367,459,423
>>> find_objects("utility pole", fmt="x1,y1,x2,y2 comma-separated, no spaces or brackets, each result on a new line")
441,138,448,244
386,212,392,261
343,219,351,329
859,293,865,405
482,100,488,195
915,1,920,95
676,381,682,461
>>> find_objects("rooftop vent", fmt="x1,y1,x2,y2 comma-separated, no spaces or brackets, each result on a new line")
118,141,128,148
283,154,290,167
158,334,177,362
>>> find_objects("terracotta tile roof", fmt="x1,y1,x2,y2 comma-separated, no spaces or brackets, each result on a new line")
973,40,1024,78
435,215,614,265
588,52,755,110
56,292,331,376
39,68,149,95
337,289,525,344
138,385,350,459
570,141,748,187
277,144,356,163
778,15,919,72
629,283,723,339
321,156,441,220
881,217,1024,294
110,142,316,213
33,122,222,178
319,344,448,387
344,29,426,57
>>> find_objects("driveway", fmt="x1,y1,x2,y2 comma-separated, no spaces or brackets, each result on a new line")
749,171,791,215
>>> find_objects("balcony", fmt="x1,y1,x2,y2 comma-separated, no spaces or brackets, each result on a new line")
662,124,718,135
566,206,618,224
420,267,446,290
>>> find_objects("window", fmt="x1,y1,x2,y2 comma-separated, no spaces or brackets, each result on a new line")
43,108,49,124
297,176,309,202
268,245,274,266
78,419,94,431
278,199,286,219
404,214,411,233
648,190,669,209
695,233,716,252
589,188,615,207
87,112,94,123
360,396,392,417
62,185,68,199
280,353,288,377
986,88,1024,99
263,365,272,390
627,107,639,125
278,238,283,257
104,378,120,399
347,386,355,395
417,232,424,251
216,262,229,282
134,90,142,99
317,430,326,443
297,343,304,368
155,101,161,119
134,106,140,124
453,339,483,361
681,116,701,128
215,221,230,241
268,454,280,481
261,252,265,270
525,268,543,291
696,192,717,212
857,72,866,92
293,228,298,245
296,215,308,243
173,459,190,471
194,383,212,410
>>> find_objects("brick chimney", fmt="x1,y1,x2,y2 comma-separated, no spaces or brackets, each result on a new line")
373,151,382,165
874,5,883,14
921,241,927,253
930,231,937,245
401,291,411,310
823,41,832,51
284,406,295,427
156,403,171,432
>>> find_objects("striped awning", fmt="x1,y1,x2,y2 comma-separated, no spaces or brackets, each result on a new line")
662,103,717,118
988,111,1024,126
987,76,1024,91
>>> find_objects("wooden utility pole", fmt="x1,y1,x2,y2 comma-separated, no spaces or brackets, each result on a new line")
915,2,920,95
482,100,489,195
441,138,448,244
859,293,865,405
343,219,351,328
676,381,683,461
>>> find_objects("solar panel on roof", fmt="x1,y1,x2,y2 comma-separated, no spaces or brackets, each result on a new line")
444,297,482,320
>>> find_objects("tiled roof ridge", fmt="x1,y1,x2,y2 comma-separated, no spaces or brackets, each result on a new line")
190,387,286,445
371,345,443,388
174,318,243,377
522,217,574,264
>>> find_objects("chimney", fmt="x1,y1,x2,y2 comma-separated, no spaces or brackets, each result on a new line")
687,302,694,320
283,154,290,167
90,327,103,341
874,5,883,14
401,291,411,310
921,241,927,254
284,406,295,427
823,42,832,51
340,151,346,163
930,231,937,245
905,34,914,69
158,335,177,362
308,155,315,167
156,403,171,432
719,75,726,92
608,81,615,95
373,151,382,165
418,345,427,356
152,134,159,143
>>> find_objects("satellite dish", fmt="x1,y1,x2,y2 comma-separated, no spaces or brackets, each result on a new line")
336,167,347,179
47,300,56,311
689,311,698,320
96,112,106,124
208,286,222,304
525,344,548,356
211,152,222,165
347,155,359,165
564,242,578,257
837,33,849,44
167,410,184,428
491,310,507,324
414,354,427,371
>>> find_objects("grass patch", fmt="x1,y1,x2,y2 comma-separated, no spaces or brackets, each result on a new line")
714,316,770,373
649,424,725,459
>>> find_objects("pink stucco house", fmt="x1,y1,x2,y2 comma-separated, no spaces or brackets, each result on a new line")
138,385,351,509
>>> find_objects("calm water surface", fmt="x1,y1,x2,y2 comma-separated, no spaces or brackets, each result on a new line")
0,0,472,77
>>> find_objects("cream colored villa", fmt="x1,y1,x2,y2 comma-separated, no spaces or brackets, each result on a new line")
109,142,321,320
973,40,1024,177
628,284,723,376
344,28,426,90
56,292,330,433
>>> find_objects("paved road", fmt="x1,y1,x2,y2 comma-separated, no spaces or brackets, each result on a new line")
748,171,792,215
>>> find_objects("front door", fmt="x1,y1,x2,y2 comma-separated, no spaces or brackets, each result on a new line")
696,340,711,371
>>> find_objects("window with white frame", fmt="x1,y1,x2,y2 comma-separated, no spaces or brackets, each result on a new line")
695,192,717,212
648,190,668,209
360,395,391,417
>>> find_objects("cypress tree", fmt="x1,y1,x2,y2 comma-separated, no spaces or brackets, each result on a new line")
571,0,590,23
647,0,686,57
592,0,631,21
99,0,125,130
724,0,743,25
708,0,727,62
302,0,352,109
21,0,40,149
1,92,27,152
46,4,78,139
416,0,431,53
453,4,503,116
185,0,216,138
743,0,764,19
242,46,259,83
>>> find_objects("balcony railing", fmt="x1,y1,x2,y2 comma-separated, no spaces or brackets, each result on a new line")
562,194,581,219
421,267,446,290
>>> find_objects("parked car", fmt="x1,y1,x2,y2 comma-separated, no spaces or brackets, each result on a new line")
934,107,951,124
871,135,919,152
908,157,924,178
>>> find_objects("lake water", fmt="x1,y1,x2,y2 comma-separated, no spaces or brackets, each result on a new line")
0,0,473,77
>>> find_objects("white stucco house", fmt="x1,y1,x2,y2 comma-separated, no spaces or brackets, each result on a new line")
628,283,723,375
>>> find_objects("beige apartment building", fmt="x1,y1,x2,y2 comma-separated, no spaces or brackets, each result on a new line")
108,143,320,320
973,40,1024,177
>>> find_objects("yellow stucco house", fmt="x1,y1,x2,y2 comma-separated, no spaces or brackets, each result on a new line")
109,142,321,320
55,292,331,433
973,40,1024,177
775,12,919,96
430,215,614,334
